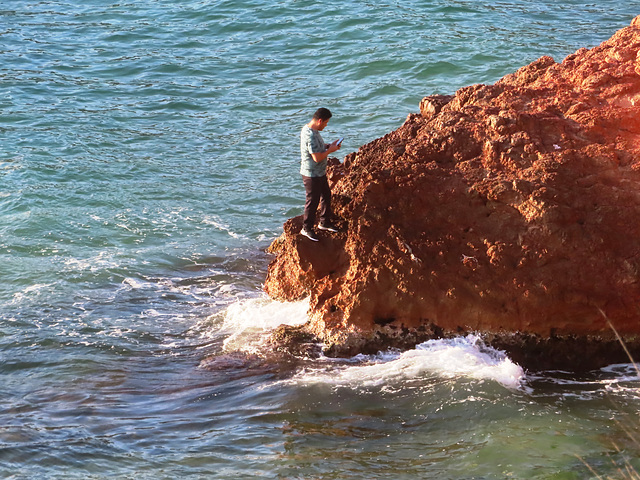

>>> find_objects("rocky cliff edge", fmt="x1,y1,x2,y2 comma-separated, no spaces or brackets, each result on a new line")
264,17,640,371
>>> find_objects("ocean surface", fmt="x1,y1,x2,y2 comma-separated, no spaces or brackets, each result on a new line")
2,1,640,478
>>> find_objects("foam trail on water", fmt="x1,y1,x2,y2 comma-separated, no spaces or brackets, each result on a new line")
294,335,525,389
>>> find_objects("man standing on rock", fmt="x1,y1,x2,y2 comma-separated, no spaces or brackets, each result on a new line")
299,107,342,241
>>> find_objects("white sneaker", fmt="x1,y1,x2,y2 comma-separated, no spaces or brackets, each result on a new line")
300,227,319,241
318,222,340,233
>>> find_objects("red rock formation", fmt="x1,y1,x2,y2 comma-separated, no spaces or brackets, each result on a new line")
265,17,640,370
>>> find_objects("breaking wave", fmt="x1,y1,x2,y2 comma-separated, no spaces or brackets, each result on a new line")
205,297,525,389
290,335,525,390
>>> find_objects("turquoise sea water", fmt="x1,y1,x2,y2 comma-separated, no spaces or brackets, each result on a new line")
2,1,640,478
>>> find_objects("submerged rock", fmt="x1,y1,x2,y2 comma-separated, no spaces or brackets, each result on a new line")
265,17,640,371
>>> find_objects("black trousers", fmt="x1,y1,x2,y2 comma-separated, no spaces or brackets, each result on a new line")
302,175,332,231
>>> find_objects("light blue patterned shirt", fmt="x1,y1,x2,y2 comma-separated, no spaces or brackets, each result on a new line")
300,125,327,177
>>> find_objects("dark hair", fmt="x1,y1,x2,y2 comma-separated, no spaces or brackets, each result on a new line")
312,108,332,121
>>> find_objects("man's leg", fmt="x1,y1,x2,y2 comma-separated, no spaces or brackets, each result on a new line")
303,175,321,231
318,175,333,226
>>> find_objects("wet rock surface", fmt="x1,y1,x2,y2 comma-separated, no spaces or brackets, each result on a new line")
265,18,640,371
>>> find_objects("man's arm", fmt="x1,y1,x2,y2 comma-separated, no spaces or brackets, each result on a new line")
310,141,341,163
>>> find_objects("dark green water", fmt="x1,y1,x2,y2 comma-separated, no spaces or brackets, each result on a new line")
1,1,640,478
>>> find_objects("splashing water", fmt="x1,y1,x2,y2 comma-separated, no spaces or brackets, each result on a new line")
206,297,524,389
290,335,525,390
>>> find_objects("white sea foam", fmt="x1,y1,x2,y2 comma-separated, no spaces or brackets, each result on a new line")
527,363,640,399
63,251,121,272
212,296,310,353
293,335,525,390
207,297,524,388
10,283,56,305
122,277,148,289
202,215,242,239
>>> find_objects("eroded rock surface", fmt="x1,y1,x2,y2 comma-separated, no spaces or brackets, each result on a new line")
265,18,640,370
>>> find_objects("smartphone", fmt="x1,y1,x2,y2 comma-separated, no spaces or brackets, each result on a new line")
337,137,344,146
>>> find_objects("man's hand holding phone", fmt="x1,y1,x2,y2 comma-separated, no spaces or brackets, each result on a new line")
327,137,343,153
